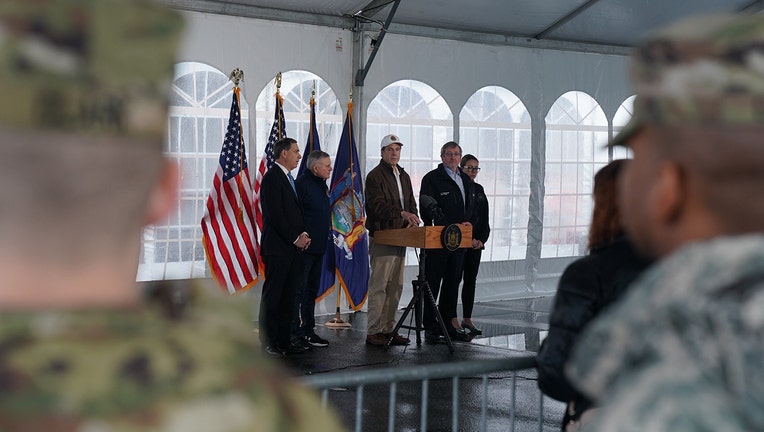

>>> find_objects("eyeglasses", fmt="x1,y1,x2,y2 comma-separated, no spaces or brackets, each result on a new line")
443,152,462,158
463,166,481,172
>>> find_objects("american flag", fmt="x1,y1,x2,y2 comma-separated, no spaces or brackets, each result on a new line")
201,87,259,294
253,92,285,275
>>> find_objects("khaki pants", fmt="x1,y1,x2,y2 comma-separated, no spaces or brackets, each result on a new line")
366,239,406,334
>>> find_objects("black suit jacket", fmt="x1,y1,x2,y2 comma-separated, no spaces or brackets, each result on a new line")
419,164,475,255
419,163,475,227
260,165,305,257
471,182,490,244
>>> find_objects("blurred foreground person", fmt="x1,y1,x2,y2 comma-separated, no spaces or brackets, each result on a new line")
567,14,764,431
0,1,343,431
537,160,651,431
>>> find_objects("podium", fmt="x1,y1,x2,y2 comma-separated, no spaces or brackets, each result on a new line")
373,225,472,352
373,225,472,249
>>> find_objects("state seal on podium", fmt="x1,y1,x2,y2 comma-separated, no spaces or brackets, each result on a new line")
441,224,463,252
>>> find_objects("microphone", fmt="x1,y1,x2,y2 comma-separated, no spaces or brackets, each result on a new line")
420,195,444,223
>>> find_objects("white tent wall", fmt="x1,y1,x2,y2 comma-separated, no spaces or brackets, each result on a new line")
177,12,353,105
360,31,632,300
172,10,632,312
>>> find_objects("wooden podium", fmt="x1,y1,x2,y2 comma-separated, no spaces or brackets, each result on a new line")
373,225,472,249
372,224,472,352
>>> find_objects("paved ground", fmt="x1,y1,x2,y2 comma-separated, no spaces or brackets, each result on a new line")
277,297,567,432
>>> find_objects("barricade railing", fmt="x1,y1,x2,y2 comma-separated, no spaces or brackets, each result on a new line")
300,356,543,432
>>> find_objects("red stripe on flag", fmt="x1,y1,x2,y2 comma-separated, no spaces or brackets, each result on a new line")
204,177,245,289
220,180,255,283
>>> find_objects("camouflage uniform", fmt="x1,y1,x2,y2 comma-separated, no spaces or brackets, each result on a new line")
567,236,764,431
567,14,764,432
0,282,345,432
0,0,183,138
610,14,764,147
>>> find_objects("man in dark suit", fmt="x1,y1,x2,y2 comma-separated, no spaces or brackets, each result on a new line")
259,137,311,357
420,141,475,342
292,150,332,348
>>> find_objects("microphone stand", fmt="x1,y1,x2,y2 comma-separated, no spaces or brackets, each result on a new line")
386,212,454,353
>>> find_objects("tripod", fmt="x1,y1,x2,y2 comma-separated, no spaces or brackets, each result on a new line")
385,246,454,353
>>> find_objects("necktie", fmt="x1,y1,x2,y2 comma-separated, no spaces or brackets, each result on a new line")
287,172,297,196
393,166,405,208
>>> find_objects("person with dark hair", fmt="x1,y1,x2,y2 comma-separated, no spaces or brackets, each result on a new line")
458,154,490,335
568,14,764,430
259,137,311,357
537,159,651,431
292,150,332,348
420,141,475,342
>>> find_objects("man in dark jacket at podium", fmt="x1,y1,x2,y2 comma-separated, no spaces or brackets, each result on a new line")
364,134,421,347
420,141,475,342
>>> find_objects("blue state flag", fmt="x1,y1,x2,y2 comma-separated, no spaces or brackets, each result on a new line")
317,101,369,310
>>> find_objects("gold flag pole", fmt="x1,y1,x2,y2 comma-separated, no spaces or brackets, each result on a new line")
326,88,354,329
325,283,352,328
308,80,316,152
347,88,357,225
275,72,283,140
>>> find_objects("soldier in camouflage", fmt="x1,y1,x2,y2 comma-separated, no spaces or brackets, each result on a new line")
566,14,764,431
0,1,344,431
1,281,345,431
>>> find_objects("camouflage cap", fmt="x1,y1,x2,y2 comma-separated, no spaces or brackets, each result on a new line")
0,0,184,140
612,13,764,147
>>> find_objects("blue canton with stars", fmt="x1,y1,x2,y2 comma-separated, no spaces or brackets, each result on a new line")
219,93,247,182
262,99,285,173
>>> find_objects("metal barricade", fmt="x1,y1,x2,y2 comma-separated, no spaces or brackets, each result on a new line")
300,356,549,432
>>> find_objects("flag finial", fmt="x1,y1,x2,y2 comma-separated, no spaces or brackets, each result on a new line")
275,72,282,94
229,68,244,87
349,86,353,103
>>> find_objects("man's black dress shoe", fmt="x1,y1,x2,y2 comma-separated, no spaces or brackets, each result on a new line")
424,330,443,343
263,345,284,358
285,341,307,354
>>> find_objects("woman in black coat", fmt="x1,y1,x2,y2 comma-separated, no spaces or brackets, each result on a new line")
458,154,490,335
537,159,651,431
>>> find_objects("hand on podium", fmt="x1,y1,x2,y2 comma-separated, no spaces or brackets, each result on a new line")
401,210,421,228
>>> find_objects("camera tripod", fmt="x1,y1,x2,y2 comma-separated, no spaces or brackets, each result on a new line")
385,247,455,353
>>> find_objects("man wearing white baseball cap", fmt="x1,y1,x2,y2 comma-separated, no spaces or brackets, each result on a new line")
363,134,421,346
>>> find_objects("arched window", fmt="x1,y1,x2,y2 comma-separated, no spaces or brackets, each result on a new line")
543,91,608,258
366,80,452,264
612,95,636,160
255,71,343,162
139,62,247,281
459,86,531,261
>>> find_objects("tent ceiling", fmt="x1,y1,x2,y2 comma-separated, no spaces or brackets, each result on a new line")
167,0,762,50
